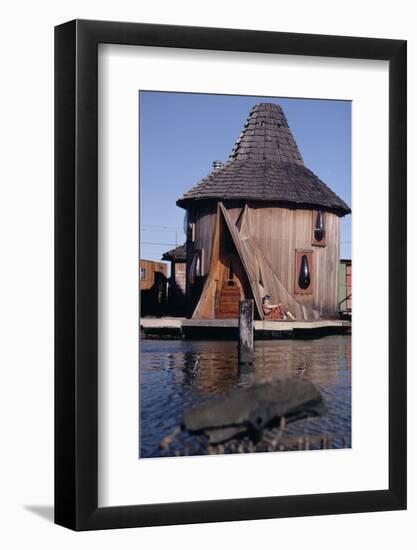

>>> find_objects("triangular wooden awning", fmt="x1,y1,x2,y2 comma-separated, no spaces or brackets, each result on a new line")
192,203,318,320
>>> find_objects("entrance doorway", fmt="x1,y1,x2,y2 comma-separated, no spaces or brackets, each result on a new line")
215,258,244,319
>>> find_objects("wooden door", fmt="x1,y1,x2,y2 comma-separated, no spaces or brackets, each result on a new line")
215,256,244,319
215,279,242,319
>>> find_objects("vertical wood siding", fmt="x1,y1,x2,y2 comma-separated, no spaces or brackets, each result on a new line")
190,201,341,318
248,203,340,317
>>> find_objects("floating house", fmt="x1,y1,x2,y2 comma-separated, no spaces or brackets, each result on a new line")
177,103,351,320
162,244,187,315
338,259,352,318
140,259,168,316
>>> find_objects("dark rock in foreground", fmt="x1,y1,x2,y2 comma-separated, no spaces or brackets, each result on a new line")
183,377,327,444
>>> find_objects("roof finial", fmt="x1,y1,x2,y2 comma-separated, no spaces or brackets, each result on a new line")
212,160,223,171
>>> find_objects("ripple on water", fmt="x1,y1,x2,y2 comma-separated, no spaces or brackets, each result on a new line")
140,335,351,458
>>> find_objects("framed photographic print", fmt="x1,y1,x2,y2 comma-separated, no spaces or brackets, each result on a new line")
55,20,406,530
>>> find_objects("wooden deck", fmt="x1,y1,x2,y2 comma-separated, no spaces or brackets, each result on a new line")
140,317,351,340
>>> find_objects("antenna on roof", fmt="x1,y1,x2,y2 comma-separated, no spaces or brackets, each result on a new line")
212,160,223,171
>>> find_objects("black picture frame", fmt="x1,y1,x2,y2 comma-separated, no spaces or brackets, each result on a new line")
55,19,407,531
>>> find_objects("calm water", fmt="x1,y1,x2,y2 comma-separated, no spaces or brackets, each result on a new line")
140,335,351,458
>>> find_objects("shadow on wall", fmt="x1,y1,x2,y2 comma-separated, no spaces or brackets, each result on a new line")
166,279,187,316
141,271,167,317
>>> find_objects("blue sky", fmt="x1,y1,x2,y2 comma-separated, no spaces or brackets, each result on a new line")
140,91,351,263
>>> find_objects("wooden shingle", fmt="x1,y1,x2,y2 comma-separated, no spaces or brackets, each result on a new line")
161,244,186,262
177,103,350,215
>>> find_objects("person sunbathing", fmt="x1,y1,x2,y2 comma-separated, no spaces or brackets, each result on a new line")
262,295,296,321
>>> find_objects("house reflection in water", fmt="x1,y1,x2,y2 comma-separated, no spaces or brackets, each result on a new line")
139,335,351,458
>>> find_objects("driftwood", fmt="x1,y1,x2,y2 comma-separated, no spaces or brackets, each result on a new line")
183,377,326,444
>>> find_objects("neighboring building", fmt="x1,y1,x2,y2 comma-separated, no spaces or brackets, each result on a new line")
162,244,186,316
338,259,352,318
140,259,168,316
176,103,351,320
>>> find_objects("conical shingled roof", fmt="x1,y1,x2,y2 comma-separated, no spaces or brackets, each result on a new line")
229,103,304,164
176,103,351,215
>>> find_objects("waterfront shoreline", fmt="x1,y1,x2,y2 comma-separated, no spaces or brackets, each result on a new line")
141,317,351,340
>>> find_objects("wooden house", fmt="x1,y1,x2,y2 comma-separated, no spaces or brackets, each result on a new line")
162,244,187,315
140,259,168,316
177,103,351,320
338,259,352,318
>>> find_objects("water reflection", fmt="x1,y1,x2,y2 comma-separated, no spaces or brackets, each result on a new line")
140,336,351,458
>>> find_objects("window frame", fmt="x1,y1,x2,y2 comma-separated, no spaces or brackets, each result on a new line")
294,249,314,295
311,210,327,247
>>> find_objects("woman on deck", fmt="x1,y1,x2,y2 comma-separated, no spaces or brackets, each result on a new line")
262,295,296,321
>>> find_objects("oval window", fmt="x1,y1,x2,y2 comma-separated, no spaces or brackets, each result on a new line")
195,254,201,277
314,211,325,242
298,254,311,290
183,211,188,236
183,210,193,239
189,251,202,285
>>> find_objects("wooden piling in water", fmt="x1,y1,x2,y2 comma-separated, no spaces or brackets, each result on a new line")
238,299,254,364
